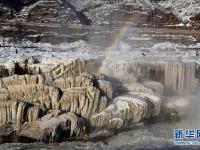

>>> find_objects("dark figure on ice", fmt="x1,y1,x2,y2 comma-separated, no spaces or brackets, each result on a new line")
15,49,18,54
196,50,199,56
141,52,145,57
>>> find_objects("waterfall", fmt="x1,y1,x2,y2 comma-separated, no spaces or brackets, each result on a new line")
107,60,200,95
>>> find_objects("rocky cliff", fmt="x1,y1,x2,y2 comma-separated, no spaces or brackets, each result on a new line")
0,0,200,26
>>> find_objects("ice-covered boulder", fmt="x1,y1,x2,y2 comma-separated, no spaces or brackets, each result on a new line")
90,89,162,129
59,86,106,120
128,92,162,117
0,100,45,129
18,112,85,142
91,95,148,129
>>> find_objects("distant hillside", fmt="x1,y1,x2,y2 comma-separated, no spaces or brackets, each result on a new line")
0,0,200,26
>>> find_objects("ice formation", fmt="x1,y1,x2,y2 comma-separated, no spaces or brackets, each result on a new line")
107,59,199,95
90,91,162,129
19,112,85,142
0,57,198,142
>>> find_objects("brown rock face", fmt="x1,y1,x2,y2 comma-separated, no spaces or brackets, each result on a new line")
0,0,91,24
19,0,79,24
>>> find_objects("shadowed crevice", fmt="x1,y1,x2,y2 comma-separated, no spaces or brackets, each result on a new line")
60,0,91,25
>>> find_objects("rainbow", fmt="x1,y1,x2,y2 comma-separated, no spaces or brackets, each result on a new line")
97,11,139,74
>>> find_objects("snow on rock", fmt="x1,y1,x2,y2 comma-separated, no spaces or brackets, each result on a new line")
7,84,60,109
28,59,88,79
0,74,45,88
0,39,94,61
127,0,200,22
91,91,162,129
1,0,200,25
142,81,164,94
59,86,103,120
90,95,148,129
158,0,200,22
128,92,162,117
68,0,105,11
19,112,85,142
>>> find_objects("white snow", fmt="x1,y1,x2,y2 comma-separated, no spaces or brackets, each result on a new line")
126,0,200,22
158,0,200,22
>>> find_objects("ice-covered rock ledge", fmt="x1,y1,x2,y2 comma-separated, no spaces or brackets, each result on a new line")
0,56,197,142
